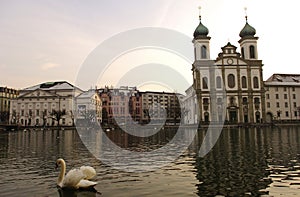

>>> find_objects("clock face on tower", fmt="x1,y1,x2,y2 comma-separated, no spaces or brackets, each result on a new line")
227,58,233,65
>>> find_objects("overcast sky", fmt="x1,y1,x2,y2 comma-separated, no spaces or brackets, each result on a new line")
1,0,299,91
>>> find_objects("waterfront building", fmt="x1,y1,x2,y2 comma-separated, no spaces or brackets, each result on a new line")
191,11,266,124
0,87,19,124
75,89,102,126
9,81,83,126
264,74,300,122
182,86,198,125
141,91,182,125
97,86,141,125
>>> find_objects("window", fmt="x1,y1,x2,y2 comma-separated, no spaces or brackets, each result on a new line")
284,94,288,99
201,45,207,59
266,94,270,99
36,110,39,116
292,87,295,91
228,74,235,88
267,102,270,108
275,87,278,92
253,77,259,88
276,94,279,99
286,111,289,117
216,76,222,89
254,98,260,104
285,102,288,108
249,45,255,58
284,87,287,91
242,97,248,104
241,76,247,88
203,98,209,104
241,47,245,58
202,77,208,89
21,110,24,116
294,102,297,108
293,94,296,99
295,111,298,117
276,102,280,108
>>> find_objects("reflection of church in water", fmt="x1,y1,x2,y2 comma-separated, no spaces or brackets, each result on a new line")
192,11,266,124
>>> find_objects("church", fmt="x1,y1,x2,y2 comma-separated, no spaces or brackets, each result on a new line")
191,11,266,124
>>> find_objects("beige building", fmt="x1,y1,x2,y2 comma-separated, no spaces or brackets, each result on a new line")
192,13,265,124
9,81,83,126
0,87,18,124
141,91,183,125
264,74,300,122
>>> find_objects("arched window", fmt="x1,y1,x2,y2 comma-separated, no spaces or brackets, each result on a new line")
202,77,208,89
201,45,207,59
253,76,259,88
241,76,247,88
242,97,248,104
241,47,245,59
227,74,235,88
216,76,222,89
249,45,255,59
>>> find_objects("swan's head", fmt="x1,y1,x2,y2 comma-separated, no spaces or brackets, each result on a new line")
56,158,65,169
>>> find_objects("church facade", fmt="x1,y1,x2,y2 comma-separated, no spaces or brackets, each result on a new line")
192,14,266,124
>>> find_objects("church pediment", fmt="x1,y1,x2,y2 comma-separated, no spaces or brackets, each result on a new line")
215,56,248,66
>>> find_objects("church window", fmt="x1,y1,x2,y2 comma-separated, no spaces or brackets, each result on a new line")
249,45,255,58
228,74,235,88
202,77,208,89
201,45,207,59
241,76,247,88
253,76,259,88
216,76,222,89
241,47,245,58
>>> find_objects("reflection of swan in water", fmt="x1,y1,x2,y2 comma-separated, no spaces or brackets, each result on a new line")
57,187,101,197
55,158,98,189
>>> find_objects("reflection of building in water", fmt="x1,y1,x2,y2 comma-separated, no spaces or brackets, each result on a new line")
264,74,300,122
9,81,83,126
187,9,266,124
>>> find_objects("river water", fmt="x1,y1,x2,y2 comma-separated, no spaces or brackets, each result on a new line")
0,126,300,197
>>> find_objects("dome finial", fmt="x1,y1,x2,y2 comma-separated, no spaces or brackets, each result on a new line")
244,7,248,22
198,6,202,21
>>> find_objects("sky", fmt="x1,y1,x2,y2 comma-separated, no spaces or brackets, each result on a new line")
1,0,299,92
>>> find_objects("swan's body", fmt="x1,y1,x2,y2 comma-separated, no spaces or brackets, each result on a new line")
56,158,97,189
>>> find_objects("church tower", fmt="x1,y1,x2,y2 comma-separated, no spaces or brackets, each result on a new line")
193,7,210,61
238,9,258,60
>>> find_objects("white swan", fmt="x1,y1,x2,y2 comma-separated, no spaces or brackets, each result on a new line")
56,158,97,189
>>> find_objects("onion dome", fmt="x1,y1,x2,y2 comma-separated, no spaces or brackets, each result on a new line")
239,13,256,38
193,17,209,38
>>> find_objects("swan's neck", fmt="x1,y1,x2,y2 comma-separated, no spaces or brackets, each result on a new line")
57,159,66,187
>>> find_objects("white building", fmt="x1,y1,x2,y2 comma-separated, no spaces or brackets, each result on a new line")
191,11,266,124
182,86,198,125
9,81,83,126
264,74,300,122
75,89,102,126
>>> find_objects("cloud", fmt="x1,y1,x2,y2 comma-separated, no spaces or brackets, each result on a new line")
40,62,60,70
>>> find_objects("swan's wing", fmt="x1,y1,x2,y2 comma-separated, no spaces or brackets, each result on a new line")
80,166,96,180
76,179,98,189
62,168,85,188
